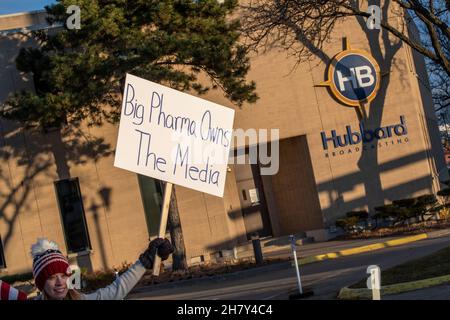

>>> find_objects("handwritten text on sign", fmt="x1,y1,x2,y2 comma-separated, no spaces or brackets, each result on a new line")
114,74,235,197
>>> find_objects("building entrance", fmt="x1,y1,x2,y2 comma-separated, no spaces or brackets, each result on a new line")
234,152,272,240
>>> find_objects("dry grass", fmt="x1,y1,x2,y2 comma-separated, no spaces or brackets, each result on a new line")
349,245,450,288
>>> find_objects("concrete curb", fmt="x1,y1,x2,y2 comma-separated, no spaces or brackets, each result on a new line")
426,228,450,239
292,233,428,267
131,260,292,294
338,274,450,300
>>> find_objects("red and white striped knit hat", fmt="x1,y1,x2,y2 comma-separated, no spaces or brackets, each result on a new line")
0,280,28,300
31,238,71,291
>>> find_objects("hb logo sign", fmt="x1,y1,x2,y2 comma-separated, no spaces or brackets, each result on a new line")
317,40,381,107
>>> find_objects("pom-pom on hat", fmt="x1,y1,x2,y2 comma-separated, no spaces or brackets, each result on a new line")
31,238,71,291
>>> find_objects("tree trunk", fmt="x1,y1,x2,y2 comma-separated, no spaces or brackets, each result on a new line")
50,127,71,180
167,186,188,271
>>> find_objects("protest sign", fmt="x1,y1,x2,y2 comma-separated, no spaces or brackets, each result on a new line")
114,73,235,197
114,74,235,275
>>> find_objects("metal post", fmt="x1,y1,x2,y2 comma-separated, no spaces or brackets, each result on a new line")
251,233,264,265
290,234,303,295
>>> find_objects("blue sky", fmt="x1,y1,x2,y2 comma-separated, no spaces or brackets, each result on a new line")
0,0,56,15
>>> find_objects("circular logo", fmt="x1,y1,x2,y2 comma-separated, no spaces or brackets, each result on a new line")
326,49,381,106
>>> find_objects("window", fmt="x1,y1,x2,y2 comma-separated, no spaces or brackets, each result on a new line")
0,235,6,269
54,178,91,253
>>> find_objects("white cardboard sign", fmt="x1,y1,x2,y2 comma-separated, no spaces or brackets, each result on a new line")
114,74,235,197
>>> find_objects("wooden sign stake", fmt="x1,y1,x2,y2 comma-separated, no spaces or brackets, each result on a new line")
152,182,173,276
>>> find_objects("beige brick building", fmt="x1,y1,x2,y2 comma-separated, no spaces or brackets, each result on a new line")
0,9,447,275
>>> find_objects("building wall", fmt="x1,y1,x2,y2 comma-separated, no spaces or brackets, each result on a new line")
405,15,449,187
206,10,447,227
0,15,151,273
269,135,323,235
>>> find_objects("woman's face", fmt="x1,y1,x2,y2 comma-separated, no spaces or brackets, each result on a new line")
44,273,69,300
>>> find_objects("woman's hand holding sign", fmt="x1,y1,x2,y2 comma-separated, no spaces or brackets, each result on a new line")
139,238,174,269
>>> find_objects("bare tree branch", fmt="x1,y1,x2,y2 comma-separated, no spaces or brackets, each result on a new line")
242,0,449,75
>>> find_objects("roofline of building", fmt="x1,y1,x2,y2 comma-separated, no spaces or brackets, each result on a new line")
0,9,62,36
0,9,46,19
0,23,62,36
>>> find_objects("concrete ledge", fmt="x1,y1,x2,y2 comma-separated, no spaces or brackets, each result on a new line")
338,274,450,300
292,233,428,267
